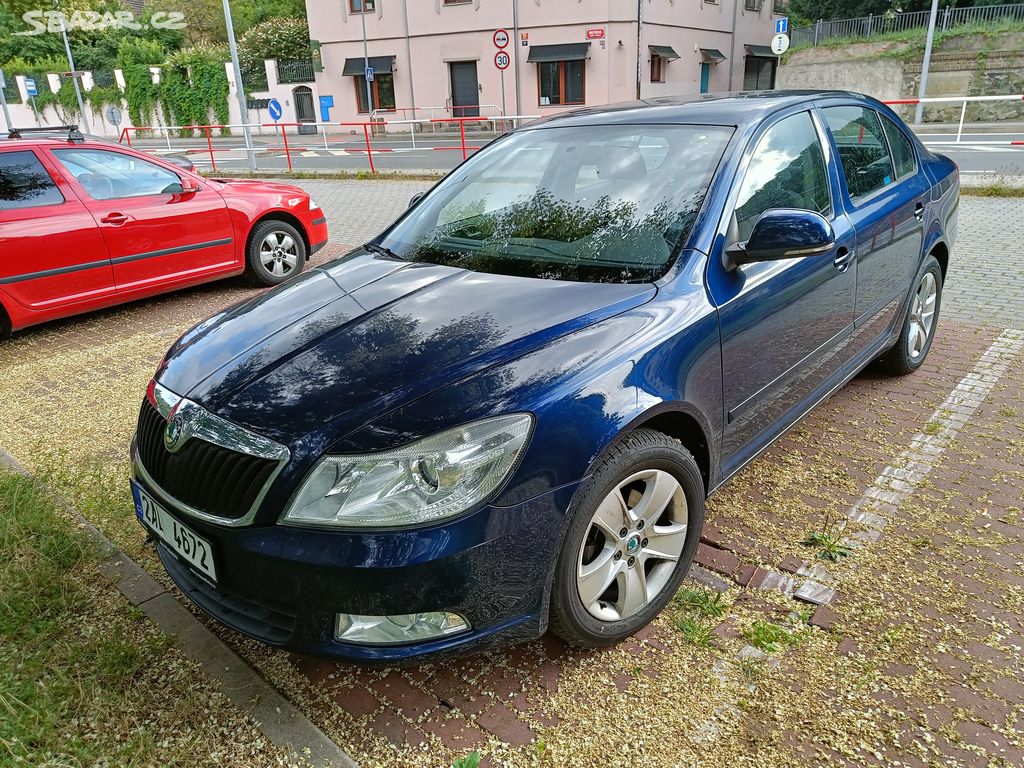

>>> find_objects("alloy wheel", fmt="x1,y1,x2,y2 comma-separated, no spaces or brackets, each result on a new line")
576,469,689,622
908,271,938,360
260,231,299,278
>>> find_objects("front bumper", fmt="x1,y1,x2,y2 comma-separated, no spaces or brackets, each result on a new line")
136,465,579,662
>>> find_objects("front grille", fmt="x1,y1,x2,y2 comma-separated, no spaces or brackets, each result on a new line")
158,544,296,644
136,398,278,521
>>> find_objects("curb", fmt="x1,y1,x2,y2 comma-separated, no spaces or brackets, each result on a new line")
0,449,357,768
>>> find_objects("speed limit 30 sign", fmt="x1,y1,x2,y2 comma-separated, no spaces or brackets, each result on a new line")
494,50,511,70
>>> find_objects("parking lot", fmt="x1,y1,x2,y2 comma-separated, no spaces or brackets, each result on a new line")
1,184,1022,767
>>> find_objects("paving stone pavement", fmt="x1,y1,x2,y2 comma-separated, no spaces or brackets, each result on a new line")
2,182,1023,767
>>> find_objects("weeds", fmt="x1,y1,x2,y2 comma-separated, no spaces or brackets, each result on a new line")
801,511,854,562
671,586,729,646
452,752,482,768
744,620,797,654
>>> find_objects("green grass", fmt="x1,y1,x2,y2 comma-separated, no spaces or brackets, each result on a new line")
671,586,729,646
452,752,482,768
744,620,798,654
962,184,1024,199
0,469,277,766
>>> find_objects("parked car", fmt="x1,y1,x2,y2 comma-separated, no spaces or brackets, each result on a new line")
131,91,958,662
0,126,326,336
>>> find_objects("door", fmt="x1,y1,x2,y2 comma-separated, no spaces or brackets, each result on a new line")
450,61,480,118
47,147,235,294
712,110,857,477
0,148,115,313
743,56,776,90
293,86,317,135
699,63,710,94
820,105,931,364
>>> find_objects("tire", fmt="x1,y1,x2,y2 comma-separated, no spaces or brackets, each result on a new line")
875,255,943,376
245,219,306,287
549,428,705,648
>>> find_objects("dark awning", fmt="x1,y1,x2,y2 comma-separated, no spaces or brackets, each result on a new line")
527,43,590,63
700,48,727,62
342,56,395,76
745,44,775,57
649,45,680,60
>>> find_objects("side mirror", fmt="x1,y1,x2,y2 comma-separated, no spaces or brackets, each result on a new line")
726,209,834,270
408,192,425,208
179,176,200,194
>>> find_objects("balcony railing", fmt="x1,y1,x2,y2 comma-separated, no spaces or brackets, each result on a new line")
792,3,1024,48
277,58,315,84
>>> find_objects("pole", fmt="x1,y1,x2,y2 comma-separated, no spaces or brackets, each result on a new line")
30,95,40,125
512,0,521,117
0,71,11,132
635,0,643,100
500,69,506,125
915,0,940,125
360,5,374,117
727,0,739,90
54,0,90,133
222,0,256,169
402,0,416,139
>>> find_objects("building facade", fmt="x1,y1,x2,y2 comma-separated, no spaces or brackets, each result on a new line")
303,0,786,127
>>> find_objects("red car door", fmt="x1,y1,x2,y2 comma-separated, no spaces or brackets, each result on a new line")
0,148,115,314
46,146,236,294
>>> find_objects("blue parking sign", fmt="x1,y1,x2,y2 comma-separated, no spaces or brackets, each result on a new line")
775,17,788,34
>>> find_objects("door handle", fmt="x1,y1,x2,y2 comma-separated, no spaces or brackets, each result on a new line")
914,202,925,221
833,248,854,273
101,212,129,225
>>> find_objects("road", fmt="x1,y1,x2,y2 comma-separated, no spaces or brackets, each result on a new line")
125,124,1024,176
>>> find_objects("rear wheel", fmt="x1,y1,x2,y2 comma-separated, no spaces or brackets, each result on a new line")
549,429,705,648
876,255,942,376
245,220,306,286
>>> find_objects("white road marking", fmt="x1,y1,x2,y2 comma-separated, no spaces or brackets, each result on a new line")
847,329,1024,530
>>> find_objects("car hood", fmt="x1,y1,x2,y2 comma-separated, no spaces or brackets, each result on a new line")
208,178,307,198
157,252,656,446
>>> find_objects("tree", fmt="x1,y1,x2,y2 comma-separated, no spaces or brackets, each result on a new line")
237,16,310,88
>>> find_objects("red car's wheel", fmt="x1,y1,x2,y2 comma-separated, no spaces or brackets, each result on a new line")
246,220,306,287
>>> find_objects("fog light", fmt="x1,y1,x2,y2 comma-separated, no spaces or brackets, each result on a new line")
334,611,470,645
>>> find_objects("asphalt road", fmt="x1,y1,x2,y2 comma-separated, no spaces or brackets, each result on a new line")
131,125,1024,176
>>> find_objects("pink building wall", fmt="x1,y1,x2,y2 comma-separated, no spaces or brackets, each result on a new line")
305,0,783,127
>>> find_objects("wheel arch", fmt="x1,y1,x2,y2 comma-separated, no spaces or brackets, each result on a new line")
247,211,311,259
0,297,10,339
928,239,949,282
621,403,714,494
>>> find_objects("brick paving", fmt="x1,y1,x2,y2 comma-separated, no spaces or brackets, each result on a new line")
1,182,1022,766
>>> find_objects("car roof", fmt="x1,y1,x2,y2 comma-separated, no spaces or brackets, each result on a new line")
524,90,876,129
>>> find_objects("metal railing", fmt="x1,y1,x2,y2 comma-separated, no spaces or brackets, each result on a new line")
792,3,1024,48
276,58,315,84
91,70,116,88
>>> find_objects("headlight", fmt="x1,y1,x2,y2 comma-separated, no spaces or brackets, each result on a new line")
308,197,320,211
281,414,532,529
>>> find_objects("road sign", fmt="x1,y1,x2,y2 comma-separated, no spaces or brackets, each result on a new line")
25,78,37,97
586,28,605,39
775,17,788,34
771,33,790,55
62,71,86,78
268,98,283,121
105,106,122,126
493,29,509,48
494,51,511,70
365,66,374,82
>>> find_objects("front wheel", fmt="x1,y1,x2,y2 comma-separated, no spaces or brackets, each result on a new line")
245,220,306,287
876,255,943,376
549,429,705,648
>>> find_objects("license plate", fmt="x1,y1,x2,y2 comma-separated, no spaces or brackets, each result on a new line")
132,480,217,582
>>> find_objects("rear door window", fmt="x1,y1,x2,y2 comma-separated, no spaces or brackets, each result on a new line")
51,148,183,200
880,115,916,180
822,106,896,201
0,150,65,210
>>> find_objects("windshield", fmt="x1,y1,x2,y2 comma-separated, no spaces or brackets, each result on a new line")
380,124,732,283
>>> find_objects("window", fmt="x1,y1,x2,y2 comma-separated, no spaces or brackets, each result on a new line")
442,0,471,4
354,73,396,113
743,57,775,89
745,0,762,10
823,106,895,201
52,149,183,201
349,0,374,12
0,151,63,210
880,115,916,179
734,111,831,242
773,0,788,12
651,54,665,83
538,60,585,106
379,124,733,284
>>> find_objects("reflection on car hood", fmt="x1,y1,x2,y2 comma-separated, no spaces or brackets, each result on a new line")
157,252,656,444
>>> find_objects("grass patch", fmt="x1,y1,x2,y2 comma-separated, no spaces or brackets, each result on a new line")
800,511,853,562
208,168,445,182
0,469,281,766
671,586,729,646
962,184,1024,199
744,620,798,654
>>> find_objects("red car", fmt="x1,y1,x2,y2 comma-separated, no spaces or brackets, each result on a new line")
0,127,327,336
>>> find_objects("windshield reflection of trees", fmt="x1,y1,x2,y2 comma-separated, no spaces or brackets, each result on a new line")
405,189,703,284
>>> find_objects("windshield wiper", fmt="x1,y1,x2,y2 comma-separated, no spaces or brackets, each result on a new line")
363,242,404,261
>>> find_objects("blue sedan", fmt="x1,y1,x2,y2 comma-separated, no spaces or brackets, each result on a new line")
131,91,958,662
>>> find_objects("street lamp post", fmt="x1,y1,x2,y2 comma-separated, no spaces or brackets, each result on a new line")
915,0,940,125
360,1,374,116
222,0,257,170
53,0,90,133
